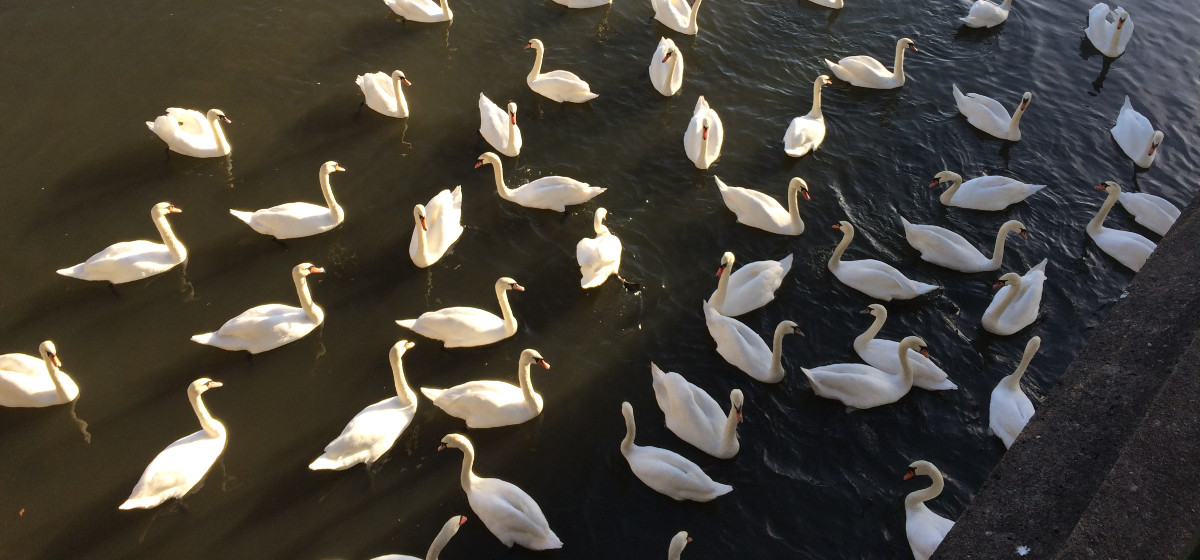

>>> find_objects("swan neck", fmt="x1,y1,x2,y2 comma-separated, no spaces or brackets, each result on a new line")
989,226,1011,269
507,113,517,149
993,276,1022,317
392,73,406,114
854,313,886,351
1000,0,1013,8
191,390,224,439
295,271,323,323
1008,102,1027,137
698,127,710,167
905,470,945,509
43,353,69,402
208,111,230,155
940,177,961,205
829,227,852,271
439,0,451,19
496,284,518,336
426,521,457,560
711,262,731,309
152,210,187,263
392,353,416,408
620,412,635,455
892,43,907,81
488,160,511,200
767,325,790,382
1108,21,1124,52
319,168,344,224
1005,344,1037,389
720,404,740,454
414,215,429,255
787,184,802,229
686,0,702,33
808,79,824,118
897,342,915,387
518,357,538,410
527,44,544,85
456,444,477,492
667,51,680,82
1088,189,1120,235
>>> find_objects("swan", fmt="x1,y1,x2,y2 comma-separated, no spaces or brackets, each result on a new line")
961,0,1012,28
783,75,833,157
1110,95,1163,168
952,86,1032,141
1088,182,1156,271
370,515,467,560
356,70,411,118
552,0,611,8
684,96,723,169
396,277,523,348
804,0,844,9
824,38,916,89
479,94,522,157
619,402,733,501
145,108,231,157
651,0,704,35
230,161,347,240
309,341,419,471
707,251,794,316
649,38,684,97
119,378,225,509
57,202,187,284
475,152,605,212
0,341,79,407
900,217,1027,273
854,304,957,391
650,362,743,457
410,186,465,268
982,259,1047,336
930,170,1045,211
668,532,692,559
990,336,1040,448
191,263,325,354
801,336,926,409
439,433,562,550
421,349,551,428
383,0,452,22
1119,191,1179,236
703,302,803,383
716,176,810,236
904,460,955,560
1086,3,1134,57
828,222,938,301
577,208,623,289
524,39,597,103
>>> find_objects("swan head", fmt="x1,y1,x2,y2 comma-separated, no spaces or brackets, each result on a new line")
716,252,735,277
899,37,917,52
930,170,962,187
38,340,61,368
496,277,524,293
662,48,676,64
440,515,468,538
898,336,930,359
390,70,412,86
993,272,1023,291
188,378,224,399
1018,91,1033,110
520,349,550,370
438,433,472,453
1025,336,1042,356
776,320,804,339
669,532,692,556
861,303,887,318
414,204,428,231
1148,130,1164,155
1003,220,1028,240
904,460,941,481
621,401,635,424
390,340,415,363
524,38,544,52
294,263,325,277
700,117,711,140
592,208,610,235
832,221,854,236
730,389,744,423
1095,180,1122,196
475,152,501,169
207,108,232,124
506,101,518,125
152,202,182,217
787,177,811,200
322,161,346,175
1116,12,1128,28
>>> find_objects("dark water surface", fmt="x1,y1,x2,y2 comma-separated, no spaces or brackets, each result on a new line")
2,0,1199,558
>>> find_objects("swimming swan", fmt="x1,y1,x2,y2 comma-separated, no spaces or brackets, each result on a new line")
952,86,1031,141
824,38,916,89
309,341,419,470
146,108,231,157
479,94,522,157
230,161,346,240
524,38,598,103
703,302,803,383
801,336,927,409
475,152,605,212
904,460,955,560
410,186,465,268
684,96,723,169
649,38,684,97
577,208,623,289
783,75,833,157
1085,3,1134,57
651,0,704,35
439,433,562,550
650,362,743,457
1087,182,1156,271
0,341,79,407
854,304,957,391
422,349,551,428
668,531,692,559
716,176,810,236
369,515,467,560
57,202,187,284
829,221,938,301
357,70,411,118
961,0,1012,28
190,263,325,353
397,277,523,348
707,251,794,316
383,0,452,22
1110,95,1163,168
982,259,1047,335
900,217,1026,273
990,336,1039,448
1118,191,1179,236
929,170,1045,211
119,378,225,509
620,402,733,501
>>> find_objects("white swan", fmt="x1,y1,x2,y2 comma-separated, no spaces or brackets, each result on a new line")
119,378,225,509
475,152,605,212
370,515,467,560
716,176,810,236
479,94,522,157
649,38,684,97
703,303,803,383
524,39,598,103
1088,182,1156,272
824,38,916,89
422,349,550,428
982,259,1047,336
439,433,562,550
1119,191,1179,236
57,202,187,284
552,0,611,8
829,221,938,301
396,277,523,348
230,161,346,240
904,460,955,560
990,336,1039,448
577,208,623,289
619,402,733,501
707,251,794,316
900,217,1026,273
191,263,325,354
684,96,723,169
650,363,743,458
310,341,419,470
783,75,833,157
1110,96,1163,168
804,0,844,9
383,0,452,22
961,0,1012,28
952,86,1031,141
146,108,231,158
0,341,79,407
410,186,465,268
668,531,692,559
930,170,1045,211
1086,3,1134,57
651,0,704,35
356,70,411,118
801,336,926,409
854,305,957,391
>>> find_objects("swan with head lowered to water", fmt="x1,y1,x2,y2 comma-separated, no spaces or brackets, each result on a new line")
190,263,325,354
396,277,523,348
57,202,187,284
961,0,1013,28
230,161,347,240
146,108,231,157
475,152,605,212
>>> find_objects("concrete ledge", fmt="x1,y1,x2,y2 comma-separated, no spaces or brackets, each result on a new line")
934,193,1200,559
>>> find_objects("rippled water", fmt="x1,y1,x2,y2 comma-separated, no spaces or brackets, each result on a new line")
3,0,1199,558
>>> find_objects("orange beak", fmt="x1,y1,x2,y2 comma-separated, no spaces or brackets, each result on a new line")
903,468,916,480
1019,229,1028,240
702,126,709,140
168,205,182,214
420,216,428,231
310,266,325,274
474,161,484,169
401,77,412,86
335,165,346,172
801,188,811,201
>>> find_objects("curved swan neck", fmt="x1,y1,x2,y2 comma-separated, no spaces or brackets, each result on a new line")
414,210,429,256
620,411,636,455
425,519,459,560
897,342,915,387
191,390,224,439
993,276,1023,317
42,352,69,402
1088,187,1121,235
808,77,825,119
391,350,416,408
939,176,962,205
1005,341,1038,390
719,404,740,454
295,271,323,323
439,0,451,20
829,226,853,271
526,43,544,84
711,260,731,309
207,111,230,155
1108,19,1124,53
455,444,477,491
767,324,792,382
1008,101,1028,137
319,167,344,224
152,209,187,263
486,159,511,200
496,283,518,335
905,469,944,509
392,73,406,113
517,356,538,409
686,0,703,34
892,41,908,82
989,226,1013,269
787,184,802,229
855,312,886,350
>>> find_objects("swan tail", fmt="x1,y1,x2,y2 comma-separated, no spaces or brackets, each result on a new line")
56,265,84,278
706,482,734,499
308,454,355,471
396,319,417,329
527,532,564,550
930,379,959,391
420,387,443,401
915,282,940,295
118,494,166,510
778,253,794,274
1028,184,1047,193
900,216,913,230
145,121,156,131
1030,258,1048,273
190,332,216,346
229,209,255,224
952,84,967,109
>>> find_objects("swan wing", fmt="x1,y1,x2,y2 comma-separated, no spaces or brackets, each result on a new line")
508,176,604,211
902,219,990,271
233,202,337,239
649,39,683,96
715,177,792,232
627,445,730,500
0,355,79,407
468,477,560,549
193,304,319,352
963,0,1007,26
423,381,535,427
1119,192,1179,235
650,365,726,442
1113,7,1134,52
989,383,1033,447
833,55,891,79
425,186,465,255
703,302,772,380
1111,96,1155,160
1092,228,1156,271
949,176,1043,210
57,240,179,284
835,259,935,301
858,340,956,391
120,430,225,509
783,114,826,157
310,398,415,469
804,364,905,408
356,72,400,115
906,507,955,560
953,86,1011,132
164,108,209,136
652,0,691,30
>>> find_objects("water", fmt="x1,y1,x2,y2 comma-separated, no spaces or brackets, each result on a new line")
2,0,1198,558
